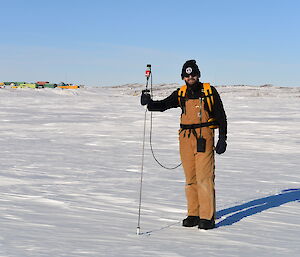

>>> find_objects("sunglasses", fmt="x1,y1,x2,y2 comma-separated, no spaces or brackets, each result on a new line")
184,74,198,78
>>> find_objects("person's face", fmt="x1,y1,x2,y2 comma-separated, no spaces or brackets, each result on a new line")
183,74,199,85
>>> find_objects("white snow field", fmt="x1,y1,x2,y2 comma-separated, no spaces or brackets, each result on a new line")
0,85,300,257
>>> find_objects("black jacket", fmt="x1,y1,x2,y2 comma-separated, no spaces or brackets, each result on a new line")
147,82,227,137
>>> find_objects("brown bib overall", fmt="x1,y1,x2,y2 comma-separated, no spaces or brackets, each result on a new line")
179,98,215,220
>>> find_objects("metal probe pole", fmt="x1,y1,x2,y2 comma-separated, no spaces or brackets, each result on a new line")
137,64,151,235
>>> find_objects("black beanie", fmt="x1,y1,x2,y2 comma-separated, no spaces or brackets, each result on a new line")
181,60,201,79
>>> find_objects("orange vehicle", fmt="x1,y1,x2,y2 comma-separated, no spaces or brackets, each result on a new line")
59,85,80,89
57,82,80,89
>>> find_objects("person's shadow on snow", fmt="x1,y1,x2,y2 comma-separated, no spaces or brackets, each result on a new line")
216,188,300,228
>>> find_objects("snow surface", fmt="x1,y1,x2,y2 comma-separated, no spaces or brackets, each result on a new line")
0,85,300,257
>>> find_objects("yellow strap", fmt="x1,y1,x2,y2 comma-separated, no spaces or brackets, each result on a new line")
178,85,187,105
203,83,213,112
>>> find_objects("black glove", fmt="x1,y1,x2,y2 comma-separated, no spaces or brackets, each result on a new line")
215,135,227,154
141,89,151,106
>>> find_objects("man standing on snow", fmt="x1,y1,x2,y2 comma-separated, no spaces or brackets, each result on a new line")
140,60,227,230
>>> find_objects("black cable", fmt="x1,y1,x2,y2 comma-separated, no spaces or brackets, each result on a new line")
148,71,182,170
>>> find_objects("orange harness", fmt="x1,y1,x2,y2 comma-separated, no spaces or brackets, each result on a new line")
178,83,218,129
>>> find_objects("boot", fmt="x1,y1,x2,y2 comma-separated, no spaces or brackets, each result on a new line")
198,218,215,230
182,216,200,227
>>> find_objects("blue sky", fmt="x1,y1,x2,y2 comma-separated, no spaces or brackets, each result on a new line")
1,0,299,86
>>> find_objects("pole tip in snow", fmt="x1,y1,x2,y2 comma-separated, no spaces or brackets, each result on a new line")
136,227,141,235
